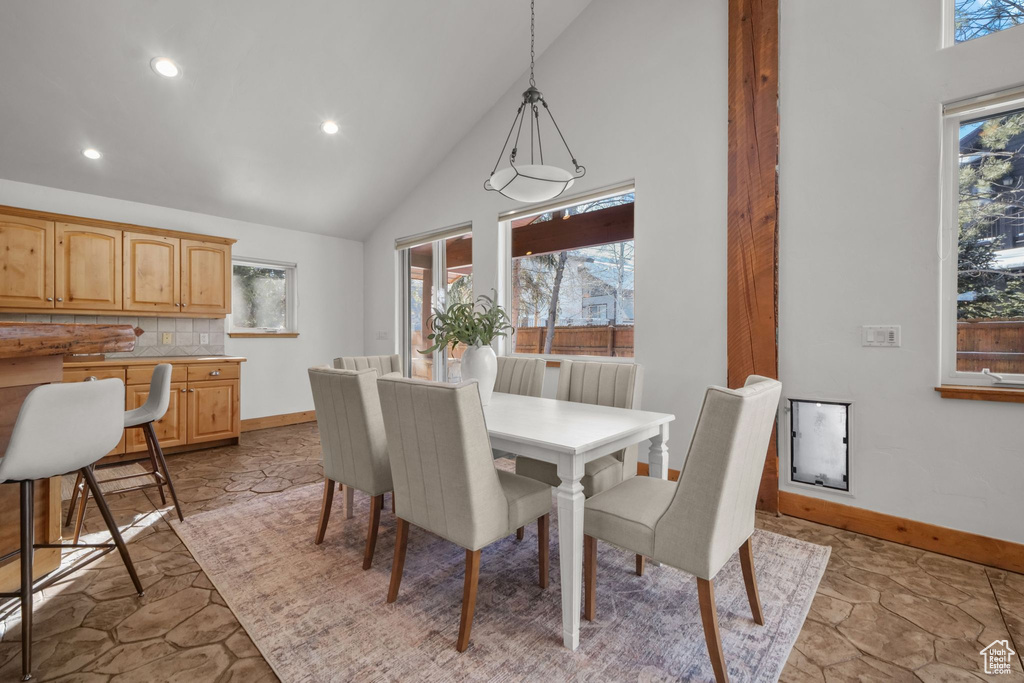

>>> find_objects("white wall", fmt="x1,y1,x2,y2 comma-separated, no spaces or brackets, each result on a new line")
362,0,729,461
0,178,364,421
779,1,1024,543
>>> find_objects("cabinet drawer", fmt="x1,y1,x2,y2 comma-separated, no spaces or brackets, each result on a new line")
187,363,240,382
127,364,187,385
63,367,126,384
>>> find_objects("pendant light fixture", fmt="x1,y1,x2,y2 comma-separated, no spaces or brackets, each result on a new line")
484,0,585,203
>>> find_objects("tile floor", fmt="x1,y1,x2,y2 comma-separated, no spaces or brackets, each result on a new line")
0,422,1021,682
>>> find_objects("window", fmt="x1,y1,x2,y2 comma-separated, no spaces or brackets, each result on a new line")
953,0,1024,43
398,226,472,381
229,259,297,335
789,400,850,493
942,93,1024,382
503,188,635,358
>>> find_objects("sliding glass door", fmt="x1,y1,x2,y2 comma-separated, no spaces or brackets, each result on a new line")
398,227,472,382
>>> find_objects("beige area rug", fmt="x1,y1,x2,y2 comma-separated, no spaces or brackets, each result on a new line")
61,462,152,500
172,481,829,682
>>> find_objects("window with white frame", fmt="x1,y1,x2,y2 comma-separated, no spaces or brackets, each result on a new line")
502,187,635,359
230,258,297,334
952,0,1024,44
942,92,1024,383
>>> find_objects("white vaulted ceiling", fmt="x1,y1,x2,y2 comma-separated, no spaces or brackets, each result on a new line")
0,1,591,238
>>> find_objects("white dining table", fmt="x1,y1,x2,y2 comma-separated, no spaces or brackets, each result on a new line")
483,392,675,650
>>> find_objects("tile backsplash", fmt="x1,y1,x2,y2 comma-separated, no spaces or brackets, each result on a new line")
0,314,226,357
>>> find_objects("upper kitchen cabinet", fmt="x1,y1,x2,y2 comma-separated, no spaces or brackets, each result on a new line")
0,213,54,309
0,206,236,318
55,223,122,310
181,240,231,315
124,232,180,313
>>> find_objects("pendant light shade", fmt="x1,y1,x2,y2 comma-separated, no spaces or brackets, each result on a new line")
484,0,585,204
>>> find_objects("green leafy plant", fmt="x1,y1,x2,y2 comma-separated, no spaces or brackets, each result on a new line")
420,292,514,354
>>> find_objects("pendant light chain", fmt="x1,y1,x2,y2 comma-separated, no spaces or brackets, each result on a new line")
529,0,536,88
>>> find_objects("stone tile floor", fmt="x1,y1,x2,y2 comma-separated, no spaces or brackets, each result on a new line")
0,422,1021,681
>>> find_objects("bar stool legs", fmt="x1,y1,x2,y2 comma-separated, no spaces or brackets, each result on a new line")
67,420,185,543
7,471,143,681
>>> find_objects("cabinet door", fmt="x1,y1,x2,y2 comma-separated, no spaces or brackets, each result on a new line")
55,224,122,310
124,232,180,313
0,214,54,308
63,366,126,456
126,381,188,452
187,379,240,443
181,240,230,315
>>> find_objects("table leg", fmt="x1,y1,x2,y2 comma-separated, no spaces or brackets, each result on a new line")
648,423,670,480
556,453,585,650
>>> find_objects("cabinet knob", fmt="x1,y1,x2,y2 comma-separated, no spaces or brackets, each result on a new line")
209,370,220,376
46,297,53,302
189,388,195,392
180,388,187,392
84,376,98,382
181,303,187,308
175,303,181,307
56,297,63,302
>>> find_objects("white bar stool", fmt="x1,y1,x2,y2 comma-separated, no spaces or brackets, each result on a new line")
0,378,144,681
66,364,184,541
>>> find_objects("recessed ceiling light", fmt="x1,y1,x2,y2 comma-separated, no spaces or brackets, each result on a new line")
150,57,181,78
82,148,102,160
321,120,339,135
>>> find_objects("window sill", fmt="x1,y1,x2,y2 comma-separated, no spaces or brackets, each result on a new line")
228,332,299,338
934,384,1024,404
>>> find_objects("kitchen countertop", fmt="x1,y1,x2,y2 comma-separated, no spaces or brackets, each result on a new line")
63,355,246,367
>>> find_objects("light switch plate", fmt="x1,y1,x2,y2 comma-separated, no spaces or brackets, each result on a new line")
862,325,901,347
376,331,389,341
161,332,174,345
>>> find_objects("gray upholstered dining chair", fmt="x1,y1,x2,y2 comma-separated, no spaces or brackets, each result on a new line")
582,376,782,683
308,366,394,569
515,359,643,506
0,379,144,682
333,354,402,376
377,375,552,652
66,363,184,542
493,356,546,398
490,356,546,474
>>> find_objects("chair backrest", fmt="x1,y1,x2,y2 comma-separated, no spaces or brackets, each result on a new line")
377,375,507,551
493,356,546,397
139,363,172,421
308,367,393,496
556,360,644,471
0,379,125,483
654,375,782,580
555,360,643,409
333,354,402,377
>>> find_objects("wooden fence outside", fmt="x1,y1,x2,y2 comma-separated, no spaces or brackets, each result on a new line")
513,325,634,357
956,319,1024,373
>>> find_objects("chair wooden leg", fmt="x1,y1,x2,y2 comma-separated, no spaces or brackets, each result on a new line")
537,514,549,589
82,467,144,596
584,534,597,621
65,471,83,527
636,554,645,576
363,494,383,570
146,422,184,523
142,423,167,505
456,549,481,652
697,578,729,683
72,473,91,544
314,477,334,545
20,480,34,682
516,526,524,541
387,517,410,603
739,537,765,625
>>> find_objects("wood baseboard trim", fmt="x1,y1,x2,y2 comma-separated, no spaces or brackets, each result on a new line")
779,490,1024,574
637,463,1024,573
241,410,316,432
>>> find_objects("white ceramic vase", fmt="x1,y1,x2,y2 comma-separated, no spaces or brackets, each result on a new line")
461,343,497,406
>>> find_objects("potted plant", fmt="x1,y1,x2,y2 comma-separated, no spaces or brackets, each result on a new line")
420,292,514,405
